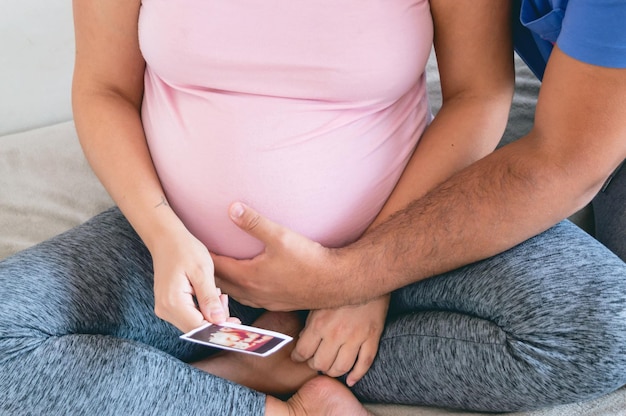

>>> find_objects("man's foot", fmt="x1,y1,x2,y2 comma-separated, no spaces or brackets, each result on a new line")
278,376,372,416
192,311,317,396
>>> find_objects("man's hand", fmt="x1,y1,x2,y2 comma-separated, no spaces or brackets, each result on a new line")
213,203,355,311
292,295,390,386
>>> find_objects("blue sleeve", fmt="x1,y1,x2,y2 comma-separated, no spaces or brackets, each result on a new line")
557,0,626,68
512,0,554,79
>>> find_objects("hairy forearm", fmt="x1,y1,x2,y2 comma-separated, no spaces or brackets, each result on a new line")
331,48,626,307
336,135,607,304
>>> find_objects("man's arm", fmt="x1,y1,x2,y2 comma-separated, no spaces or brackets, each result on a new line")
348,48,626,290
339,46,626,303
215,45,626,312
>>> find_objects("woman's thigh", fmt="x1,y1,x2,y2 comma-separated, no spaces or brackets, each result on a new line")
353,220,626,411
0,207,263,361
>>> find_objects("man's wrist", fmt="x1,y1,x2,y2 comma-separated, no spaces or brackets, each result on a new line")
330,244,384,307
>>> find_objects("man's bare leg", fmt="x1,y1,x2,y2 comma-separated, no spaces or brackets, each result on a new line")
192,311,317,396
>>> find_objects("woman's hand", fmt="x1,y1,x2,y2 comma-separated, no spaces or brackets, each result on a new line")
292,295,390,386
151,228,233,333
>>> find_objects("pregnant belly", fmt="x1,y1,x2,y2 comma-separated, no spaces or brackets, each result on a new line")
143,76,426,259
158,150,399,258
154,141,403,259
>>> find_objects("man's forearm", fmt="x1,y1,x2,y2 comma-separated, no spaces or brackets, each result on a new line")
337,135,606,304
330,48,626,307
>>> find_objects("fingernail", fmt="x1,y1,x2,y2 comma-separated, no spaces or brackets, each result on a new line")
230,203,245,219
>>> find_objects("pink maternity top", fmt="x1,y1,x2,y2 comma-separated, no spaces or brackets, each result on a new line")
138,0,433,259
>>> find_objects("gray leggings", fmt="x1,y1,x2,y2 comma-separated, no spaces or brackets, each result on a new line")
1,208,625,415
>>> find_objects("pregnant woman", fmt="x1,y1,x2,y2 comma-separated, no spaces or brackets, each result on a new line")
0,1,515,414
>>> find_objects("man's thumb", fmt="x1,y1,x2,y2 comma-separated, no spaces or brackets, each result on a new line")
229,202,275,241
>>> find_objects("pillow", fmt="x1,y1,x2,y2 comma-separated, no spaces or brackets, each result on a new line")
0,121,113,259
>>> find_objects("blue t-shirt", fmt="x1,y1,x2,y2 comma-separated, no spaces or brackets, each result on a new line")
513,0,626,80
